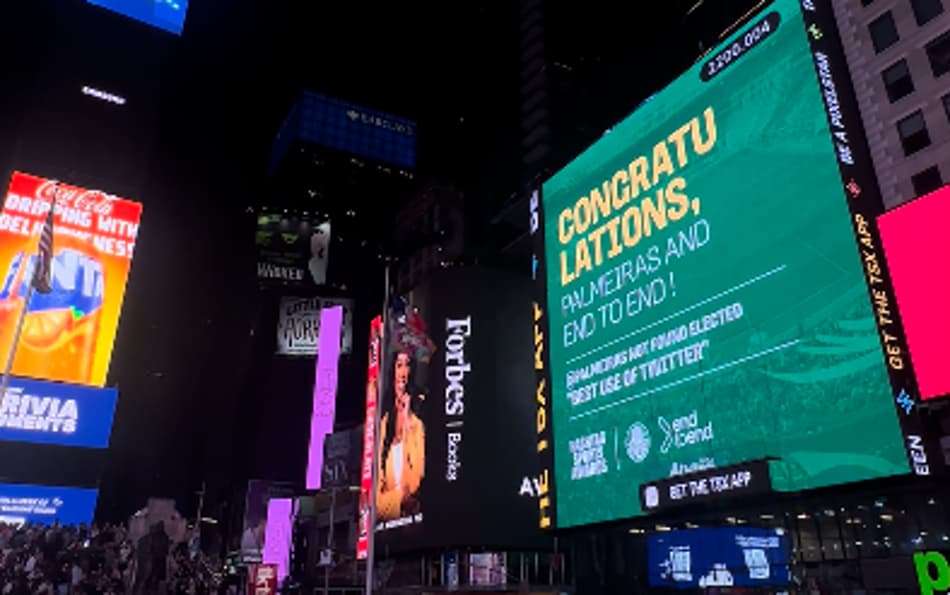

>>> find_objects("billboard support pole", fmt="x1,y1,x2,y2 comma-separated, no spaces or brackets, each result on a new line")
0,184,58,406
365,263,390,595
0,284,33,404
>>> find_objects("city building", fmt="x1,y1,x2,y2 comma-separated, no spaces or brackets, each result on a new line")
233,92,419,543
392,181,465,294
832,0,950,207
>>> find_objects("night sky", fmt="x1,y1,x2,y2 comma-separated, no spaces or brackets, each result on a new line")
0,0,761,522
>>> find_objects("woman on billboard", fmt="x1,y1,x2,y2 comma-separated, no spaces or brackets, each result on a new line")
377,349,426,522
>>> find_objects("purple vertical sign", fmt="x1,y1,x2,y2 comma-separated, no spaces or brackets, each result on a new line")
262,497,293,585
305,305,343,490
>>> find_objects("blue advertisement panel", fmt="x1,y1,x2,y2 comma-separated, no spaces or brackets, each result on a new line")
0,483,98,526
0,376,118,448
87,0,189,35
647,527,791,589
272,92,417,171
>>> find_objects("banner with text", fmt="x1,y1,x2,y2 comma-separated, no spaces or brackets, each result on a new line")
372,267,546,553
0,375,118,448
0,171,143,387
0,482,98,526
276,296,353,355
255,214,330,286
537,0,930,529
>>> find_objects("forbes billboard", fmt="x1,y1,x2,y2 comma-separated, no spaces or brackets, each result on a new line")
0,376,118,448
373,266,547,552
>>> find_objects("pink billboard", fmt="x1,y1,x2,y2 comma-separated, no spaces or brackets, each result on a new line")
878,185,950,401
305,305,343,489
262,498,293,587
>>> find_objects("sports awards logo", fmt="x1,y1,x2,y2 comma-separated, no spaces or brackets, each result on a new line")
625,422,652,463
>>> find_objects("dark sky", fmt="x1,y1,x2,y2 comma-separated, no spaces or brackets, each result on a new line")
0,0,762,522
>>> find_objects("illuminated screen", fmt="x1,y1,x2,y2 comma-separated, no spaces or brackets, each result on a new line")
262,498,293,586
304,305,343,490
366,268,545,553
0,482,98,526
0,376,118,448
86,0,189,36
535,0,918,529
647,527,791,588
0,171,143,387
878,185,950,401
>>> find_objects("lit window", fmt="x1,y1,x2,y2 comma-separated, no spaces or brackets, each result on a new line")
869,12,899,53
896,110,931,155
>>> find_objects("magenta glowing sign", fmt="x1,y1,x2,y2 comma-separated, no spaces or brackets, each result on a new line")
262,497,293,586
305,305,343,490
878,186,950,401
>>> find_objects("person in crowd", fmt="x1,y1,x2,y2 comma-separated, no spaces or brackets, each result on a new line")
0,520,222,594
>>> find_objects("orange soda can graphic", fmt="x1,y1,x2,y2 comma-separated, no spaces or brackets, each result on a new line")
0,239,104,385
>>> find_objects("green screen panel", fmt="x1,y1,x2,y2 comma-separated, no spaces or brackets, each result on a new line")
542,0,908,529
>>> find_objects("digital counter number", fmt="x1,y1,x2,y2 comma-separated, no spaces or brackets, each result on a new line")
701,12,781,82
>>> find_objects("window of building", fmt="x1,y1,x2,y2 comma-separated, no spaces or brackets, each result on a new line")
943,93,950,121
912,165,943,195
926,30,950,76
882,60,915,101
911,0,944,25
897,110,932,154
869,12,900,53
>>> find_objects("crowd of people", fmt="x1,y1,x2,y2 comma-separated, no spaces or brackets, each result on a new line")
0,521,223,594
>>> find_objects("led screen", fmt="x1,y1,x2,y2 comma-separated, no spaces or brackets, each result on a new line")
304,305,342,490
648,527,791,589
534,0,921,529
0,172,143,387
87,0,189,36
0,376,118,448
358,268,546,555
878,185,950,401
272,92,417,172
0,482,98,526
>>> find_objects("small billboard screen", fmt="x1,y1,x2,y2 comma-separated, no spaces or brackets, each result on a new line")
87,0,189,36
0,482,98,526
647,527,791,589
0,376,118,449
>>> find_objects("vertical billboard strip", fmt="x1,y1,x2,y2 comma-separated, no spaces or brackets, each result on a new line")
877,186,950,402
356,316,383,560
262,498,294,587
537,0,939,530
529,188,556,530
0,171,143,387
803,0,937,475
305,306,343,490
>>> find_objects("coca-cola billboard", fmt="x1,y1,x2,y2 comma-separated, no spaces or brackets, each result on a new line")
0,171,143,387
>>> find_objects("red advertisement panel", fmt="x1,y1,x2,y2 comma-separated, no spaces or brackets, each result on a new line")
878,186,950,401
0,171,142,386
356,315,382,560
248,563,278,595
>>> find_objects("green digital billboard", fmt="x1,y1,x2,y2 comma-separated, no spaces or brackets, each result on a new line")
533,0,925,530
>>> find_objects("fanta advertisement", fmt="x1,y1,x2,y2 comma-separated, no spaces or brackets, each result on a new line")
0,171,142,387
